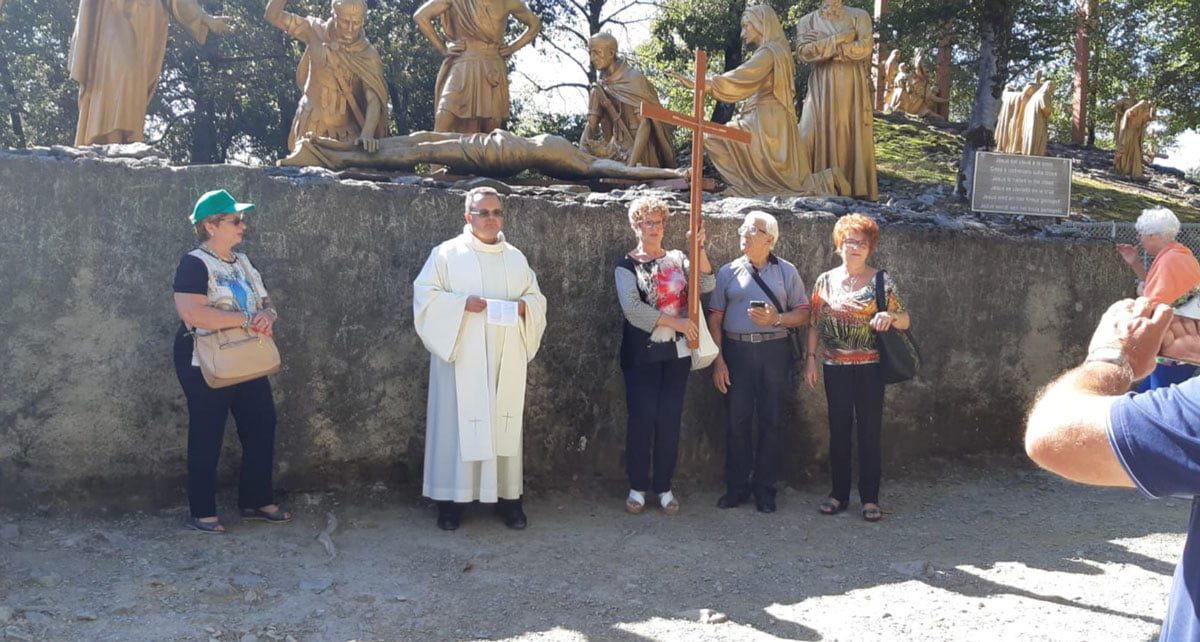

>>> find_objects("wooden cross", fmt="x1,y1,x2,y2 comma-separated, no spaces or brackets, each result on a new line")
640,50,751,349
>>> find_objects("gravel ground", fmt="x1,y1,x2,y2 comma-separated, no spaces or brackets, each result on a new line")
0,458,1188,642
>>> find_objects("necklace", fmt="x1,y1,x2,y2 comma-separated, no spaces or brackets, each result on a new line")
839,268,867,297
199,243,236,263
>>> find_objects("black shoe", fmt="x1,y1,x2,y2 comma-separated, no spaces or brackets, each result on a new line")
754,488,777,514
436,501,462,531
495,498,527,530
755,494,777,513
717,490,750,509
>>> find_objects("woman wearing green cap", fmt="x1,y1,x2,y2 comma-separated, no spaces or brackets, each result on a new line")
172,189,291,533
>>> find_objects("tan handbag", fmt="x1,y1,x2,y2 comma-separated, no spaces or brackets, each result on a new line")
194,327,280,388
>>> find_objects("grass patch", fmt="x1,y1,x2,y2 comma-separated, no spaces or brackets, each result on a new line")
874,118,960,192
1071,176,1200,222
873,116,1199,221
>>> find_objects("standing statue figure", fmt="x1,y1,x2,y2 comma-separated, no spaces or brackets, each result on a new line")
578,33,675,168
68,0,233,146
266,0,391,153
672,5,845,198
796,0,878,201
1114,99,1156,178
995,82,1037,153
1018,79,1054,156
880,49,902,113
414,0,541,134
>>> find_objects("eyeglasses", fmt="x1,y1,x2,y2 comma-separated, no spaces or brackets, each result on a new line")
639,219,665,229
219,214,246,226
469,208,504,218
738,224,767,237
841,239,869,249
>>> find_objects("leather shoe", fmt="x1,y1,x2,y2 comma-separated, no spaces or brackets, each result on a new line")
436,501,462,531
495,499,528,530
754,494,776,513
717,490,749,509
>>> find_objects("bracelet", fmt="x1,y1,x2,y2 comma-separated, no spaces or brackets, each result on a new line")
242,310,253,329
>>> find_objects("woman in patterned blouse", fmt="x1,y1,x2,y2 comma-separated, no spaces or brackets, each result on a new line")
804,214,910,522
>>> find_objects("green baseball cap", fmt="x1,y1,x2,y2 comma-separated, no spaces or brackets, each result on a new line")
190,189,256,224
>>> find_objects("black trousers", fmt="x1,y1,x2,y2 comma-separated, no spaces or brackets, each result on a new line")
722,338,791,495
823,363,885,505
622,355,691,493
175,338,278,518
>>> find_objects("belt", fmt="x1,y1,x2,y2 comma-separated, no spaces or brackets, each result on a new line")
725,331,788,343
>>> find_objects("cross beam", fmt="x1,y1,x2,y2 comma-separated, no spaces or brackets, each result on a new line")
639,50,750,349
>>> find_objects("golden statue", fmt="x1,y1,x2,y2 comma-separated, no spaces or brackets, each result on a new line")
414,0,541,134
880,49,902,113
995,82,1036,153
68,0,232,146
796,0,878,201
281,130,689,181
1114,99,1156,178
1018,79,1054,156
675,6,845,197
579,33,675,169
266,0,391,153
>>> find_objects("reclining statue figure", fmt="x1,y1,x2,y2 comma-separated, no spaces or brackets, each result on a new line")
280,129,688,181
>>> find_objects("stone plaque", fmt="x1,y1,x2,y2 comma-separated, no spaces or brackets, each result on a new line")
971,152,1072,217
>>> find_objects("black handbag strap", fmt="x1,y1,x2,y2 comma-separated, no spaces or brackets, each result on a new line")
874,269,887,314
748,255,787,314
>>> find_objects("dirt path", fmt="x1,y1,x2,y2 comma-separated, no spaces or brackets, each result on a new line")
0,458,1189,642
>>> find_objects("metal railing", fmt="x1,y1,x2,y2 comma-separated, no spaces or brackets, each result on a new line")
1055,221,1200,268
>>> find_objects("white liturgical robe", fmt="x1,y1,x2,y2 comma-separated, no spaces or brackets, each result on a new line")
413,228,547,502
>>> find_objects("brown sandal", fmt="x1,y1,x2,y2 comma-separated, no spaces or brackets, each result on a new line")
862,504,882,522
818,497,846,515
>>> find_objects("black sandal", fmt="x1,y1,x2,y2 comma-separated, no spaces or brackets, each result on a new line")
240,505,293,523
862,504,883,522
187,517,226,534
818,497,846,515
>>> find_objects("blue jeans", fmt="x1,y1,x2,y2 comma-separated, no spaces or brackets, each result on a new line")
1137,362,1198,393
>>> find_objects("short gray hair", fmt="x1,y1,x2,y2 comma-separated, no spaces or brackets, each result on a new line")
744,211,779,249
1136,207,1180,240
464,186,501,212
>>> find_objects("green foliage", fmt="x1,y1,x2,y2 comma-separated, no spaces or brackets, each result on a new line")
0,0,78,148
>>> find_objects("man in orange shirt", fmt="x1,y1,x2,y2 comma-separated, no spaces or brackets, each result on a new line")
1116,207,1200,390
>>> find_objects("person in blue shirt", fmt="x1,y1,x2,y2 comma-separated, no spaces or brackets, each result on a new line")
1026,297,1200,641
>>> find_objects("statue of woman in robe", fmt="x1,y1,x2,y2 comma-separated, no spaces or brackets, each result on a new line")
671,5,845,198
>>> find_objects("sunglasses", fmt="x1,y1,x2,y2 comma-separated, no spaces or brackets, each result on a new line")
218,214,246,226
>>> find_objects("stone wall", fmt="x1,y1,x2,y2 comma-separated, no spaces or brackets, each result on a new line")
0,151,1131,507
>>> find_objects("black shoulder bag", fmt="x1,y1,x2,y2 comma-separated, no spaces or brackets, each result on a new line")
873,270,920,384
747,257,804,362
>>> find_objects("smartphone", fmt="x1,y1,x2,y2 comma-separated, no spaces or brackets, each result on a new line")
749,300,767,308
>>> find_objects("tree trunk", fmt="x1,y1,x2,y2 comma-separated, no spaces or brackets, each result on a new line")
188,47,219,164
936,26,952,120
1071,0,1095,146
957,0,1012,198
712,5,745,124
0,47,25,148
873,0,890,111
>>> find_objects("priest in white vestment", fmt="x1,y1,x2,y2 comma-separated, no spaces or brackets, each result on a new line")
413,187,548,531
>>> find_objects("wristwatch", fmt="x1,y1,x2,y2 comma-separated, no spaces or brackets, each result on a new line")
772,317,783,328
1084,346,1128,369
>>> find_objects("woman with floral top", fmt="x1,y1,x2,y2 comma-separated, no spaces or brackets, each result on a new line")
614,197,714,515
172,189,292,533
805,214,910,522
